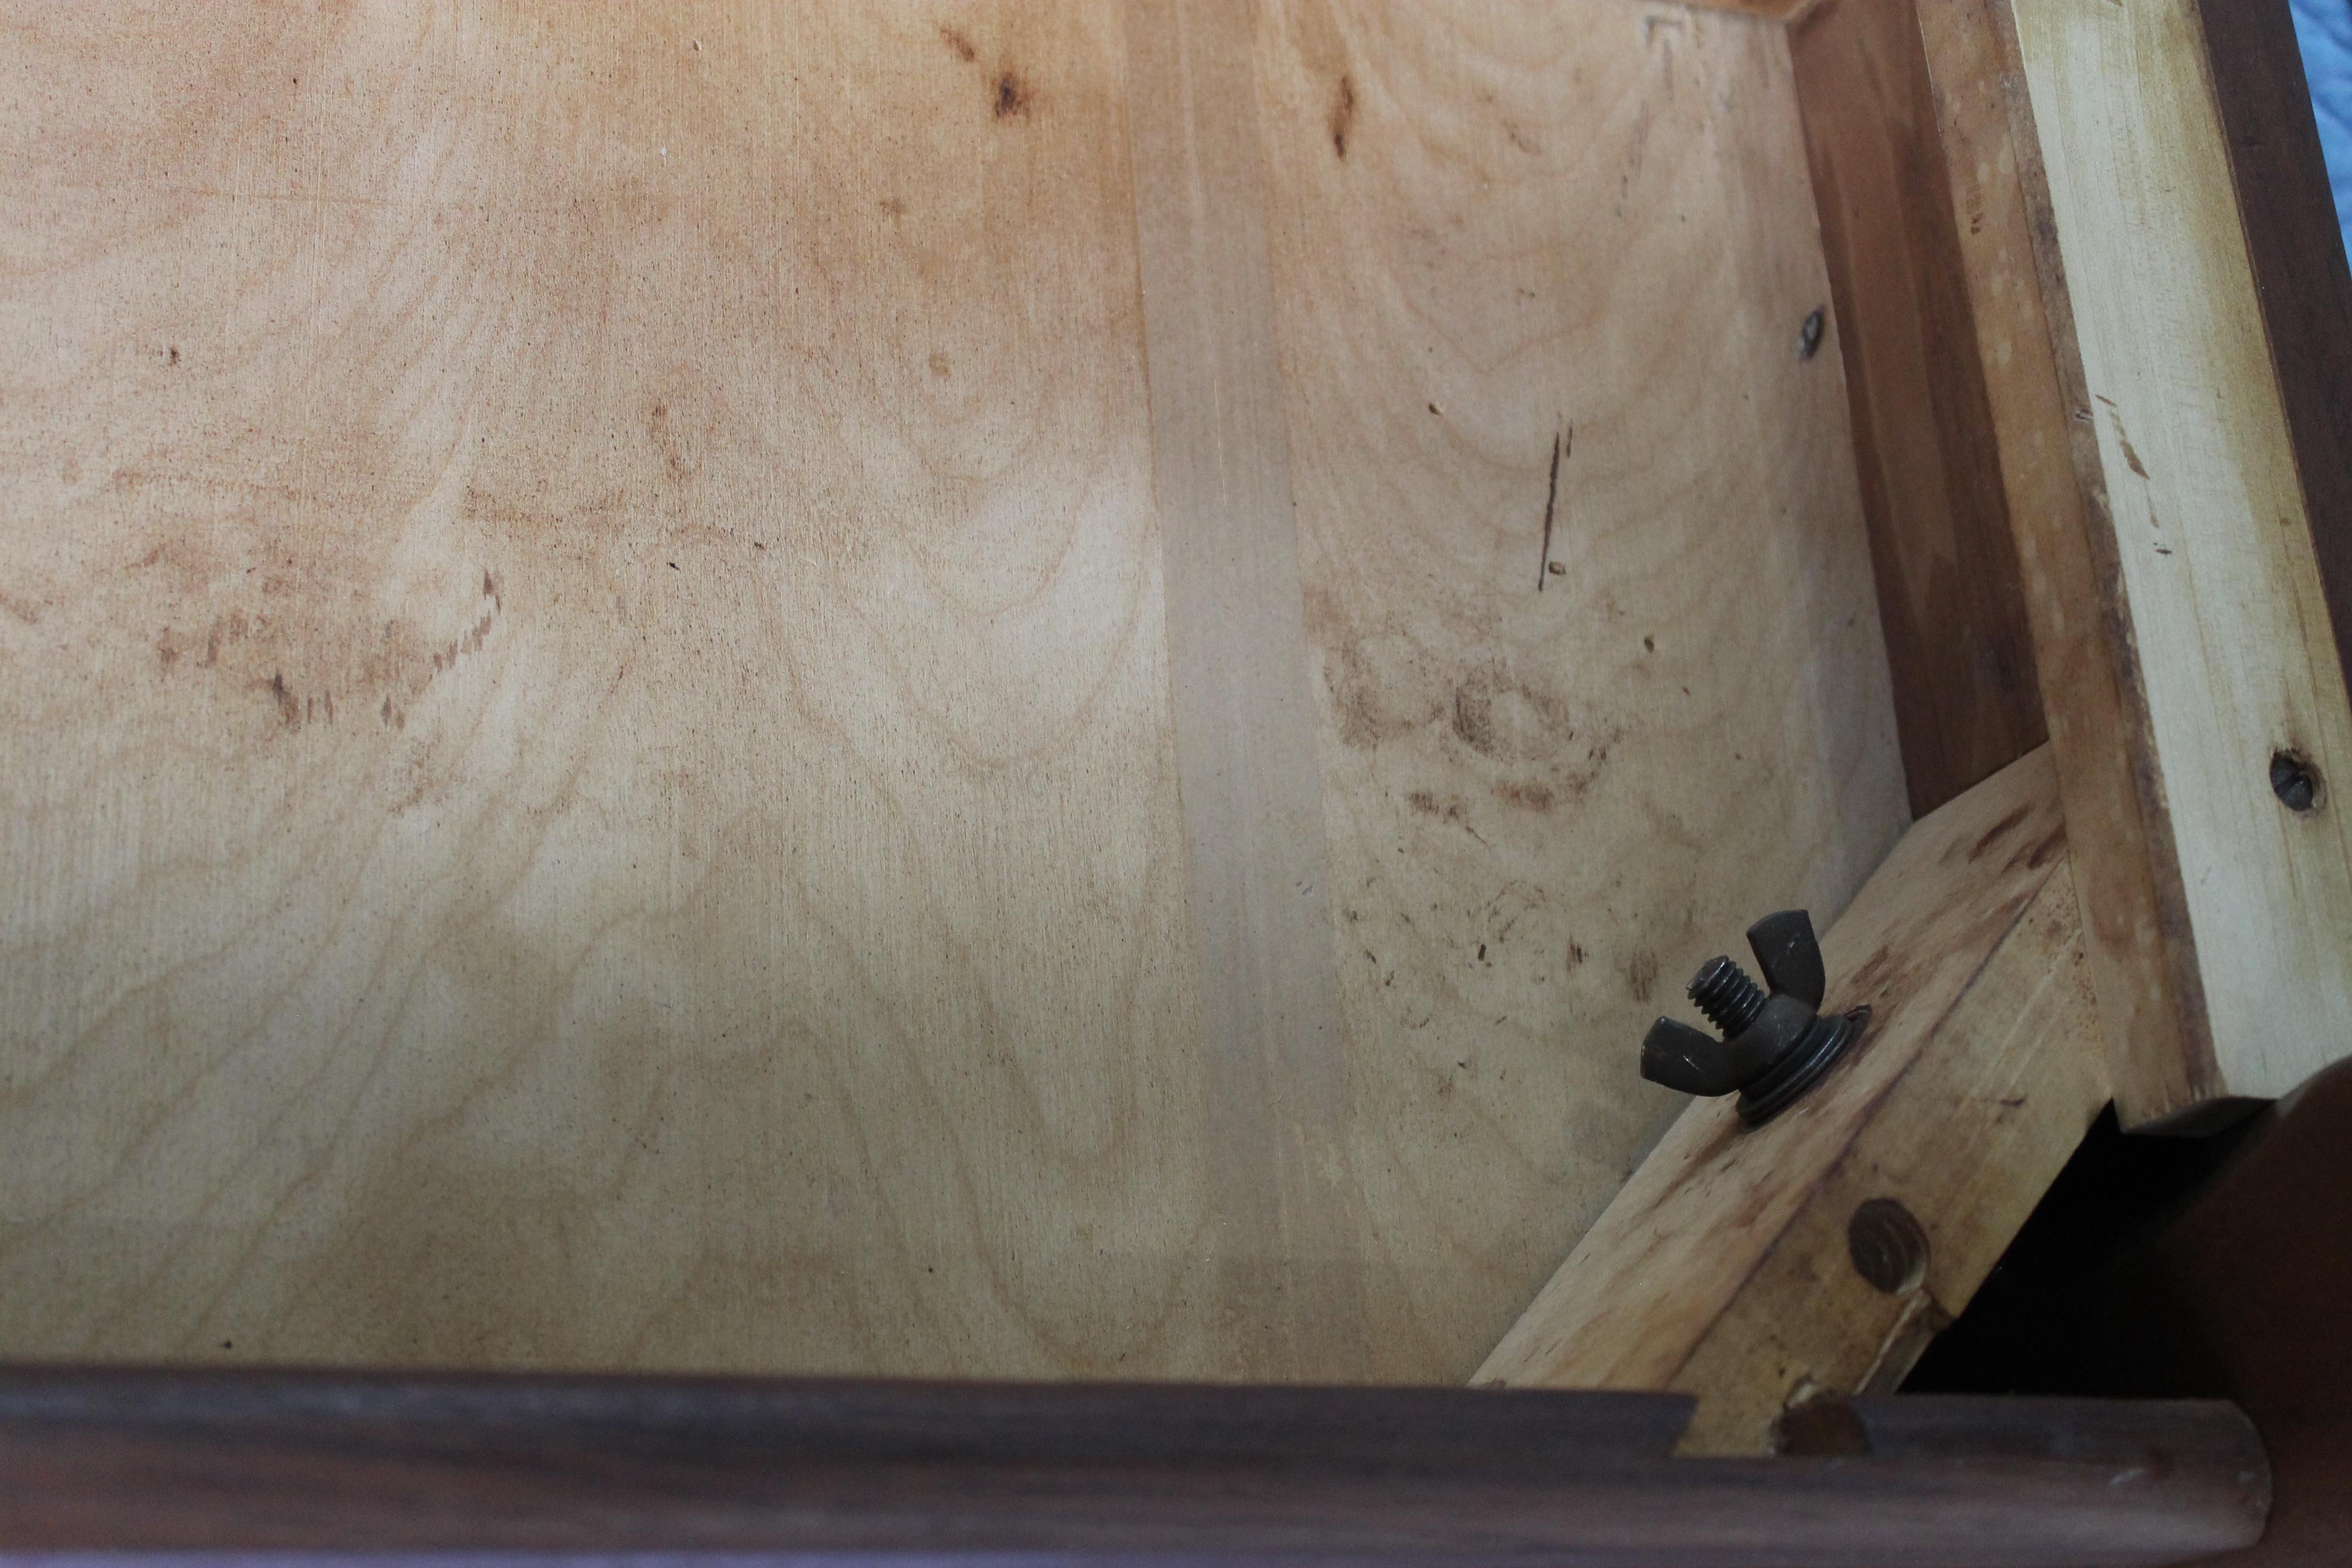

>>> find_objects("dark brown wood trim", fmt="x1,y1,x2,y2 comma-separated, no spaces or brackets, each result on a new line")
1909,1058,2352,1562
0,1371,2267,1562
1789,0,2050,818
2192,0,2352,706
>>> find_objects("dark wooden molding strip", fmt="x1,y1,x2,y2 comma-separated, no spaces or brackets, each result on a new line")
1789,0,2050,818
0,1370,2268,1562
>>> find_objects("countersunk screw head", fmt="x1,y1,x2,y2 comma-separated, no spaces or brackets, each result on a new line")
1798,307,1827,361
2273,749,2322,814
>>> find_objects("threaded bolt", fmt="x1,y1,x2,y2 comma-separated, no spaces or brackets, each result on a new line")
1688,956,1768,1038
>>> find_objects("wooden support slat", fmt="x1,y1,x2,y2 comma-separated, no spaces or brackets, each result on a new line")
1788,0,2049,817
1990,0,2352,1122
1896,0,2216,1138
1477,748,2111,1454
2191,0,2352,720
0,1370,2269,1563
1793,0,2352,1126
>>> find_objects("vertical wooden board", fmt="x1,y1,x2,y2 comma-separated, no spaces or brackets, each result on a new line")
1788,0,2048,817
1251,2,1908,1377
2006,0,2352,1109
2191,0,2352,787
0,3,1224,1375
1120,0,1365,1379
1906,0,2213,1134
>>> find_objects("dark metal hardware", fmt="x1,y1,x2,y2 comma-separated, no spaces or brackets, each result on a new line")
1640,910,1868,1128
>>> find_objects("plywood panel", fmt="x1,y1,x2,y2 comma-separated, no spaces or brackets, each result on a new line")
1252,1,1905,1375
1122,0,1365,1380
0,1,1903,1379
0,1,1212,1376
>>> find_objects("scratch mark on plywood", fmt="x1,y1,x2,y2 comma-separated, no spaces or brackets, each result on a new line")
1537,424,1570,591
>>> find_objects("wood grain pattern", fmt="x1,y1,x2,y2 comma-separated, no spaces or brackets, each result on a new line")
1789,0,2047,817
2192,0,2352,769
1898,0,2215,1143
1479,748,2110,1454
2003,0,2352,1118
0,3,1904,1378
1124,0,1364,1381
1252,0,1905,1376
0,1369,2270,1563
0,1,1220,1377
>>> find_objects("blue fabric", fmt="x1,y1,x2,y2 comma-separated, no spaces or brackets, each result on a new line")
2293,0,2352,262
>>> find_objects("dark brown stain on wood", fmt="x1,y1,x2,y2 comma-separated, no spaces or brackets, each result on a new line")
1445,665,1580,766
994,72,1028,121
2013,825,2068,874
1451,685,1496,755
1625,949,1659,1005
1848,946,1899,1003
1968,805,2032,861
1330,74,1355,159
2104,408,2150,480
1494,780,1555,812
153,565,500,738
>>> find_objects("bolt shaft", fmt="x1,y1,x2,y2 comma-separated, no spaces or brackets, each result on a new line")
1689,956,1768,1038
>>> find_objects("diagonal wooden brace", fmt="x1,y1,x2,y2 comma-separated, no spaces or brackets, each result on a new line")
1477,748,2111,1453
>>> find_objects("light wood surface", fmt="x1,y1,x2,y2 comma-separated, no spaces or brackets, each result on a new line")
1251,0,1904,1375
1897,0,2213,1148
1124,0,1364,1380
2191,0,2352,736
0,2,1902,1378
2001,0,2352,1120
1478,748,2111,1455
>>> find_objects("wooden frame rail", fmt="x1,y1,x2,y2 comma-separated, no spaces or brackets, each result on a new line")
0,1369,2269,1564
1778,0,2352,1125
